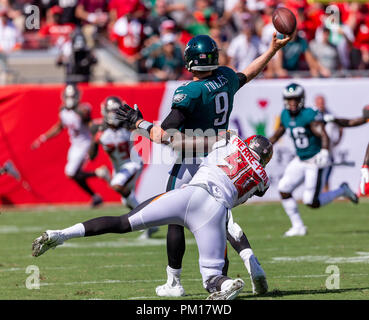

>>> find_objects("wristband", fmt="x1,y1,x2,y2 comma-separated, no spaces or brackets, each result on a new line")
363,165,369,169
137,120,153,134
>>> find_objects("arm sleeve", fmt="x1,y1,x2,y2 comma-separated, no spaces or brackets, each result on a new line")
236,72,247,90
161,108,187,130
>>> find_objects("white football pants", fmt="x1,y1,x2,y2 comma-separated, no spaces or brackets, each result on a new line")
128,185,227,287
278,156,329,205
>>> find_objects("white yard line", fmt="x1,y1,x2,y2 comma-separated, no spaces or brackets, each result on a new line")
0,263,174,273
271,252,369,264
0,226,45,233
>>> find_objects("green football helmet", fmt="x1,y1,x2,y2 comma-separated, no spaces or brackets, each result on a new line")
283,83,305,115
184,35,219,72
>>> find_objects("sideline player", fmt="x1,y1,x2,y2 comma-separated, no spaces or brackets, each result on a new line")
269,83,359,237
315,95,343,192
32,132,273,300
31,84,104,207
89,96,158,239
113,33,293,296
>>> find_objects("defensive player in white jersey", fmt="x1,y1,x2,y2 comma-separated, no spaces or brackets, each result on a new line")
31,84,105,207
32,131,272,300
88,97,157,238
314,95,343,192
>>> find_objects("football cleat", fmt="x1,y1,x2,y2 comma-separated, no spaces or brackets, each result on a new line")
156,282,186,297
95,166,111,183
283,225,307,237
340,182,359,204
138,227,159,240
206,278,245,300
32,230,64,257
246,255,268,295
91,194,103,208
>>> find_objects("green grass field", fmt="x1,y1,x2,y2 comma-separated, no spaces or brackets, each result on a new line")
1,199,369,300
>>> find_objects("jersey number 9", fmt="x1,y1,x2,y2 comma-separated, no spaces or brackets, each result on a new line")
214,92,229,127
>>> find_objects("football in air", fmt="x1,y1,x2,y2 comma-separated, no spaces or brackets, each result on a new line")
272,7,297,35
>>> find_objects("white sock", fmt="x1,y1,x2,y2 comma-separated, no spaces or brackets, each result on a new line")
239,248,254,275
61,223,85,241
166,265,182,286
318,187,344,206
281,197,304,228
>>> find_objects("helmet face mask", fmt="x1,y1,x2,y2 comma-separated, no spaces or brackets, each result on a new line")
184,35,219,72
283,83,305,116
63,84,80,109
244,135,273,167
101,96,123,128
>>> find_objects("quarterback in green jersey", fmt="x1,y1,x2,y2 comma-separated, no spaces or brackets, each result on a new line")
269,83,359,237
116,32,293,298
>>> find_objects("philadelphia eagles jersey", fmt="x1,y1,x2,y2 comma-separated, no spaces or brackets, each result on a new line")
171,66,241,133
281,107,323,160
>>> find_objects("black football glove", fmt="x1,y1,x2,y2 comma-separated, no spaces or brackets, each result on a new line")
115,103,143,130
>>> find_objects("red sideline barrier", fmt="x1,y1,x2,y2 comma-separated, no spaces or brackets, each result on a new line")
0,83,166,205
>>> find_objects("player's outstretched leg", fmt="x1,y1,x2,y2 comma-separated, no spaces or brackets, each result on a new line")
303,179,359,210
31,193,164,257
32,215,131,257
318,182,358,205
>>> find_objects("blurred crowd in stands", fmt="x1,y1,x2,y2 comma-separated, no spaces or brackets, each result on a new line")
0,0,369,81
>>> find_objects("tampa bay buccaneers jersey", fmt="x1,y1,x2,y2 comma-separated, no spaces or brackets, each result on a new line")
59,107,92,145
95,126,142,172
189,133,270,209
